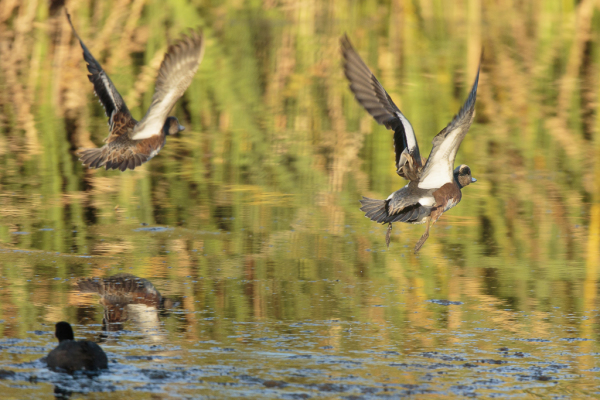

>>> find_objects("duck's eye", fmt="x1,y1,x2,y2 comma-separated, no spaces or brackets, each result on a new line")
462,167,471,175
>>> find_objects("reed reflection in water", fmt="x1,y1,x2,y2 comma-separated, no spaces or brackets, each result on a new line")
0,0,599,398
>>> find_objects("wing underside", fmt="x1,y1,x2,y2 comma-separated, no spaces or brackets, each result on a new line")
131,30,205,140
418,63,481,189
341,35,422,179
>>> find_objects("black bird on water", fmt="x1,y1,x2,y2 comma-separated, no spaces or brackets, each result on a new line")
341,35,480,253
45,322,108,372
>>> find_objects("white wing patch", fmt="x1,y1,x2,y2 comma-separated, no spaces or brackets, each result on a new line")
418,164,453,189
130,72,194,141
417,127,464,189
130,89,178,140
130,120,164,141
397,112,417,151
418,195,436,207
100,73,117,110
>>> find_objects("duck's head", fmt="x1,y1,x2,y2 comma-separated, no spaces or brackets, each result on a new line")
454,164,476,188
55,322,75,343
163,116,185,135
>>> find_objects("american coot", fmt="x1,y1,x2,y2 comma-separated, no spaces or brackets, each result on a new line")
78,274,176,337
45,322,108,372
340,35,479,253
65,11,205,171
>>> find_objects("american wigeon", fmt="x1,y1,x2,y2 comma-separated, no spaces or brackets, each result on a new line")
66,12,205,171
45,322,108,372
341,35,480,253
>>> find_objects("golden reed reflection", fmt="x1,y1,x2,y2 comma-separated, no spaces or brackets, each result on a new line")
0,2,598,393
580,203,599,372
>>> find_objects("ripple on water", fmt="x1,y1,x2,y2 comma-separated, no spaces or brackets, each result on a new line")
133,226,174,233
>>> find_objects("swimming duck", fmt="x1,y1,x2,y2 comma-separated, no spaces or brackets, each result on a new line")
341,35,479,253
45,322,108,372
66,12,205,171
77,274,176,336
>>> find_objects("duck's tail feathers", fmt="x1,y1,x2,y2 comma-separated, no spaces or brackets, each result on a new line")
79,148,147,171
359,197,389,223
78,148,106,169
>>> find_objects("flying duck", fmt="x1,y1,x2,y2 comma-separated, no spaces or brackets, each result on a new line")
66,12,205,171
341,35,479,253
45,322,108,372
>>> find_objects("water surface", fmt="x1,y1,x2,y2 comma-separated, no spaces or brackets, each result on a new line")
0,0,599,398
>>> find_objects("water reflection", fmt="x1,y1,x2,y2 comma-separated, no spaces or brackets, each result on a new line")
0,0,599,398
77,274,176,339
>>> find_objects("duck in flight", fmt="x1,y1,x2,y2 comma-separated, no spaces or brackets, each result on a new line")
341,35,480,253
66,12,205,171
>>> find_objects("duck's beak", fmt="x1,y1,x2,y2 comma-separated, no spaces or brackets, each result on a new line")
471,177,477,183
178,124,185,132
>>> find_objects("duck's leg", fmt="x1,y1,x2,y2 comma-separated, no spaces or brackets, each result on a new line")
431,207,444,225
414,207,444,253
385,223,393,247
414,217,431,254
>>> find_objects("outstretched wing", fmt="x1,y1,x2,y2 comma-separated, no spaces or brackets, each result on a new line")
341,34,422,178
66,11,134,142
131,29,205,140
417,63,481,190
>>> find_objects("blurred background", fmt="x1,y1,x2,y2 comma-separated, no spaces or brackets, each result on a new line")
1,0,600,397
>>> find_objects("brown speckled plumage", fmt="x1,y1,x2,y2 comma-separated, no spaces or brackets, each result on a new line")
67,11,205,171
77,274,175,331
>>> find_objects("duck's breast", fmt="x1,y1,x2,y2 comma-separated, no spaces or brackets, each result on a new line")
432,183,462,212
136,134,166,160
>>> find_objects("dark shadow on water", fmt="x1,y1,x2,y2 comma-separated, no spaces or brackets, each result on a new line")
441,242,465,267
479,215,498,256
214,205,234,231
83,204,97,225
483,267,500,298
